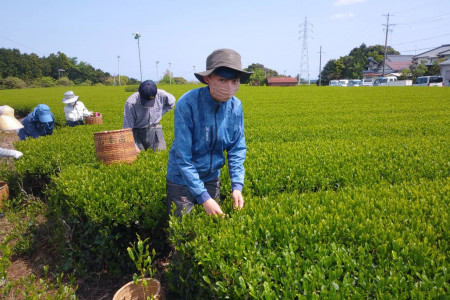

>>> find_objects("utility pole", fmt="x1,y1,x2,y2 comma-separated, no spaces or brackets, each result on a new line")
117,56,121,86
168,62,172,85
156,61,159,83
298,17,313,85
317,46,325,86
382,13,394,77
133,32,142,82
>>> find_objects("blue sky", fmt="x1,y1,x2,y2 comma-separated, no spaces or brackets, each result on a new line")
1,0,449,82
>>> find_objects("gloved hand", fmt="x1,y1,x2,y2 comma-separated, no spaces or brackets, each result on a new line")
14,150,23,159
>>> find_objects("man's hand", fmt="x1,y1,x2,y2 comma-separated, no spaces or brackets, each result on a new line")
202,198,224,216
232,190,244,210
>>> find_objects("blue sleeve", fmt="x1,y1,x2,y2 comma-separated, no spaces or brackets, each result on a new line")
227,105,247,190
172,99,209,204
22,115,41,139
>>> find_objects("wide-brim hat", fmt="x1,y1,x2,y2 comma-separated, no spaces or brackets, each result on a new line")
194,48,253,84
62,91,79,104
0,105,24,130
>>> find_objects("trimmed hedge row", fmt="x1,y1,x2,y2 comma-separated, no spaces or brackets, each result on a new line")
169,178,449,298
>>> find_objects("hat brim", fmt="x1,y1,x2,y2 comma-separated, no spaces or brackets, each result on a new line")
140,98,155,108
195,69,253,84
0,115,24,130
62,96,79,104
38,113,53,123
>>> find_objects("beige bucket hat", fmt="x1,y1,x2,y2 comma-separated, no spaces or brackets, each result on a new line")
194,48,253,84
0,105,23,130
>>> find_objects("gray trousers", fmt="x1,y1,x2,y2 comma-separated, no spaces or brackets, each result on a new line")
166,178,221,217
132,125,166,151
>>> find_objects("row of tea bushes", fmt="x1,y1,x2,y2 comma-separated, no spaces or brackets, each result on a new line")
46,150,170,272
168,178,449,298
245,136,449,196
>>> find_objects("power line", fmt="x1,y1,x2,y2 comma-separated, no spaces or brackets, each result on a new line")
391,33,450,46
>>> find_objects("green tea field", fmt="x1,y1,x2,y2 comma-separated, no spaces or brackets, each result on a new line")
0,85,448,299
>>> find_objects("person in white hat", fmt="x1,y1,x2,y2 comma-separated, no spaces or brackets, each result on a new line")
0,105,24,159
62,91,93,127
166,48,252,217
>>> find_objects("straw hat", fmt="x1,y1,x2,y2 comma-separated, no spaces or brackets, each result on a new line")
0,105,23,131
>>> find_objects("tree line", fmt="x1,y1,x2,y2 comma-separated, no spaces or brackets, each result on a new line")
0,48,141,89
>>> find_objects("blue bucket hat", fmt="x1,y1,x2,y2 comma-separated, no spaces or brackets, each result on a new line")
139,80,158,107
34,104,53,123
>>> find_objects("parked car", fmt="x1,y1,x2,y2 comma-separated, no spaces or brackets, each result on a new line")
374,77,412,86
329,80,340,86
413,76,444,87
348,79,362,87
362,78,374,86
373,76,397,86
338,79,349,87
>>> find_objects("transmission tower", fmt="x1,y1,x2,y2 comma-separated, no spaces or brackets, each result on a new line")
299,17,313,85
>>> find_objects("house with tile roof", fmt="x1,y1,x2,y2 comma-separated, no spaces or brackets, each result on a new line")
362,55,414,81
266,77,298,86
413,44,450,66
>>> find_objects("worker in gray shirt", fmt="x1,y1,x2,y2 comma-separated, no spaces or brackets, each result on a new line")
123,80,176,152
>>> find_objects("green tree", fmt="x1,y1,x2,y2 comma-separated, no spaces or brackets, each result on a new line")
429,59,443,76
34,76,57,87
410,61,428,81
173,77,188,84
57,76,74,86
159,70,173,84
2,76,26,89
244,63,279,86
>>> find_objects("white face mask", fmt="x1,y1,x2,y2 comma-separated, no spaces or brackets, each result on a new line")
206,75,240,102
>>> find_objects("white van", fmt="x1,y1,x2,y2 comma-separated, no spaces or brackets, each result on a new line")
373,76,397,86
338,79,349,87
413,76,444,87
362,78,374,86
329,80,339,86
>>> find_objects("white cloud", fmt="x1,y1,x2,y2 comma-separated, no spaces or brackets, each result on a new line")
330,11,355,19
334,0,365,6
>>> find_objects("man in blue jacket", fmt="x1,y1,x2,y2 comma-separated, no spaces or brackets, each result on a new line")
18,104,55,140
166,48,252,216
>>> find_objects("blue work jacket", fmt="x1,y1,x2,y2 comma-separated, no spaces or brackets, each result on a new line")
166,86,246,204
18,107,54,140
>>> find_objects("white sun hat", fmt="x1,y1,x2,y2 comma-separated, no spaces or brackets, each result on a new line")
0,105,24,130
62,91,79,104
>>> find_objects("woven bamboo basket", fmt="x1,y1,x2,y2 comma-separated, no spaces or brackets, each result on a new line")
85,114,103,125
113,279,161,300
93,128,137,165
0,181,9,209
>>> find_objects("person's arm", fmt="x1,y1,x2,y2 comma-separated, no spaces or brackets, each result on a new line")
161,90,176,115
123,100,135,129
23,117,41,139
172,102,210,203
79,102,92,117
226,105,247,209
0,147,23,159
